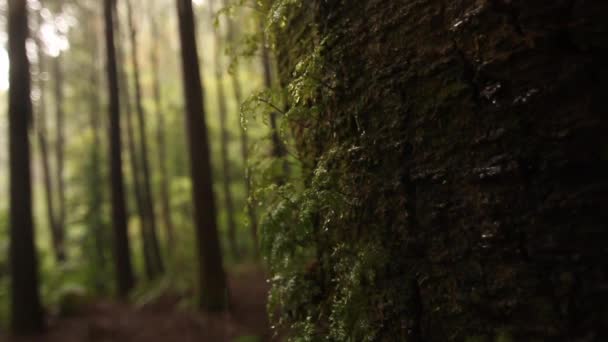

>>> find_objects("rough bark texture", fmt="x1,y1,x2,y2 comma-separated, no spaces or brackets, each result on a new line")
104,0,135,298
8,0,44,333
274,0,608,340
175,0,228,312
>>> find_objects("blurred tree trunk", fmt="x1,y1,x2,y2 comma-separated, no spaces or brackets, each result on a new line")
53,54,67,262
126,0,164,278
175,0,228,312
114,4,155,280
223,0,259,258
104,0,135,298
224,0,258,259
88,13,108,292
34,13,64,265
149,11,175,261
8,0,44,333
209,0,239,260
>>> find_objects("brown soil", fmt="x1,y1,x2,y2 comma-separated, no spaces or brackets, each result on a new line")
1,268,276,342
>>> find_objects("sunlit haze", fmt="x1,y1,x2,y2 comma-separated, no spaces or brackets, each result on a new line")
0,1,74,92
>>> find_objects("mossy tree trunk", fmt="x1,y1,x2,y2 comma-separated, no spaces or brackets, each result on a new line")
272,0,608,340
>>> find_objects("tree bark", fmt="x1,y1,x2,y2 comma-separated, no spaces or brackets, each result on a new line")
8,0,44,333
175,0,228,311
104,0,135,298
209,0,239,260
126,0,164,278
149,10,175,261
274,0,608,340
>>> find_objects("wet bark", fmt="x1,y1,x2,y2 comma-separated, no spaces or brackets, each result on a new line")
175,0,228,311
8,0,44,333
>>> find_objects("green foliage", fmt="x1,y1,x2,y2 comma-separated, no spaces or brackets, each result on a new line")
246,1,419,340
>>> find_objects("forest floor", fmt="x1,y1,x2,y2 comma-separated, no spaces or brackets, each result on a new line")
2,266,276,342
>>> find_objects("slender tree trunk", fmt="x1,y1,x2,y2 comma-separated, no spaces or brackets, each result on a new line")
89,69,108,291
8,0,44,333
175,0,228,312
224,0,259,258
53,54,67,262
149,11,175,261
34,16,64,264
88,14,108,292
114,4,155,280
126,0,164,277
104,0,135,298
209,0,239,260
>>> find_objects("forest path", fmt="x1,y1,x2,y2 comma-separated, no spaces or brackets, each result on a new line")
4,267,273,342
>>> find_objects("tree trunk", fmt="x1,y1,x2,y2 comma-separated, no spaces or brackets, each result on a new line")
126,0,164,278
34,14,63,264
104,0,135,298
88,13,108,292
226,3,258,259
8,0,44,333
149,10,175,262
175,0,228,312
114,3,155,280
53,54,67,262
209,0,239,260
273,1,608,340
223,0,259,259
